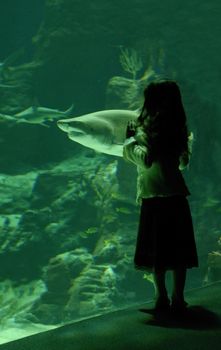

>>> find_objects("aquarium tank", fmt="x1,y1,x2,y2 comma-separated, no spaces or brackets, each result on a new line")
0,0,221,344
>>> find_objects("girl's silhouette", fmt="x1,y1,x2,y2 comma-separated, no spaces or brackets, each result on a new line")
123,79,198,312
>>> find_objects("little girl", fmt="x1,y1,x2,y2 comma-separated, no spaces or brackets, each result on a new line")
123,79,198,312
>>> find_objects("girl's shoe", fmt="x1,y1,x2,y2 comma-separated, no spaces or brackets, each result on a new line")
171,298,188,312
154,296,170,312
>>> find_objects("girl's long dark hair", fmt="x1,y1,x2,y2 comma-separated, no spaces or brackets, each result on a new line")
137,79,189,161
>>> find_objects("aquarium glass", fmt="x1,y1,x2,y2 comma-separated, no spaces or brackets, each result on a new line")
0,0,221,344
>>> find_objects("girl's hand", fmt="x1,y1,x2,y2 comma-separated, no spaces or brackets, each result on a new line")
126,120,136,138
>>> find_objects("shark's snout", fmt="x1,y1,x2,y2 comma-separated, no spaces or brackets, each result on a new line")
57,119,87,137
57,120,69,132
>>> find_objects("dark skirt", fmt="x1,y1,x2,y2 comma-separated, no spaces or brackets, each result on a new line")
134,195,198,271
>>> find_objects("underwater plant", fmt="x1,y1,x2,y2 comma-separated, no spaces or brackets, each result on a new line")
119,47,143,80
106,47,158,109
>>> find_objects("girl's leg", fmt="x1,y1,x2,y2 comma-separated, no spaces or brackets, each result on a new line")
172,268,187,307
153,268,169,309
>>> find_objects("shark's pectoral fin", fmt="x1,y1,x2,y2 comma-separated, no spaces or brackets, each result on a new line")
40,122,50,128
107,144,123,157
15,118,50,128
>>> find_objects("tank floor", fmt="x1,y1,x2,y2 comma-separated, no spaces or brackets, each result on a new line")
1,281,221,350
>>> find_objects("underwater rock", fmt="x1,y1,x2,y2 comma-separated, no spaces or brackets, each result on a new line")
43,248,93,293
0,60,42,115
0,279,46,327
30,303,63,325
0,172,37,213
208,251,221,269
31,248,93,323
0,153,146,324
65,263,118,318
205,248,221,283
0,155,119,279
93,235,121,264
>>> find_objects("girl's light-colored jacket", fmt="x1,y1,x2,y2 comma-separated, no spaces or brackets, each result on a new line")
123,126,191,203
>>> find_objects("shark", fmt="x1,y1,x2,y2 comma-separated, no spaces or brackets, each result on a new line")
15,104,74,127
57,109,139,157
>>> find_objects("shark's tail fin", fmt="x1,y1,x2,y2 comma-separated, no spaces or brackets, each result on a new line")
64,104,74,116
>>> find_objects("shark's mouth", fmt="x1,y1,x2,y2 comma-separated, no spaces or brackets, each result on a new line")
57,120,87,136
57,120,68,132
68,129,86,138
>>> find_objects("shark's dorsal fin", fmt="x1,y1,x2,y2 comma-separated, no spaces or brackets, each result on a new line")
64,104,74,116
32,105,38,114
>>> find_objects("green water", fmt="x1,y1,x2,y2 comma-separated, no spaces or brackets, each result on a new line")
0,0,221,344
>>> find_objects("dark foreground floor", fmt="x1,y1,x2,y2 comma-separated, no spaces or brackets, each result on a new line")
1,281,221,350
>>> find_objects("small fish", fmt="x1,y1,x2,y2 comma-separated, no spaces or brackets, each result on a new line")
116,207,131,214
80,227,98,238
85,227,98,235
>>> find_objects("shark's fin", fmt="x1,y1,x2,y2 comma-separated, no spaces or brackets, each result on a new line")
32,105,38,114
15,118,50,128
64,104,74,116
39,122,50,128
